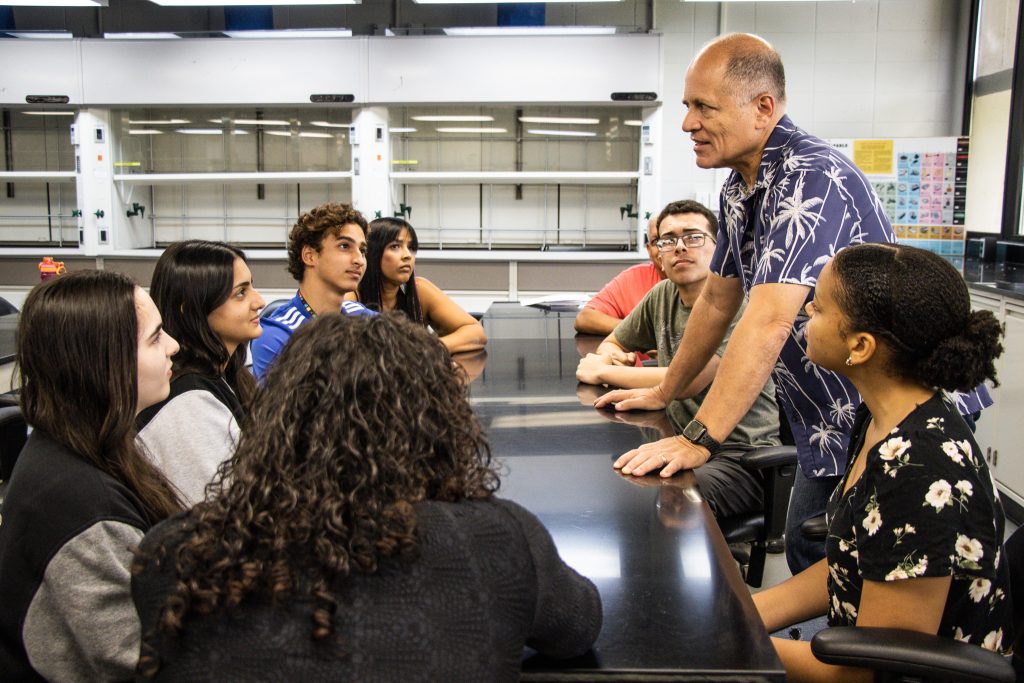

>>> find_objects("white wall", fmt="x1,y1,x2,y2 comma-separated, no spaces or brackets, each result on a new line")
633,0,967,220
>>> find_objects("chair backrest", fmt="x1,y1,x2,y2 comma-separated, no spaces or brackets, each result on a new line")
1003,525,1024,659
260,298,290,320
0,403,28,483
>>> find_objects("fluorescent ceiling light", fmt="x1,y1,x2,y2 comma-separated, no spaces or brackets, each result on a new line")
624,120,643,126
128,129,163,135
6,31,74,39
390,127,417,133
298,132,334,138
129,118,189,125
23,111,75,116
412,115,493,122
104,32,180,40
265,131,292,137
151,0,357,5
436,127,507,134
309,121,350,128
444,26,616,36
232,119,291,126
175,128,223,135
224,29,353,38
519,116,599,125
527,129,596,137
2,0,106,5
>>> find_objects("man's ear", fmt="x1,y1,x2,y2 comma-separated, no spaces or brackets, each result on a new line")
753,92,776,128
301,244,318,268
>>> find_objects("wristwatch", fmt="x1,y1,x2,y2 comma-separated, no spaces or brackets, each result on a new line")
680,418,722,456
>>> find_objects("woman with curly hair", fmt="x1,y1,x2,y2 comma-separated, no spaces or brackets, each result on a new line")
753,244,1011,681
0,270,181,681
132,313,601,681
137,240,265,506
358,217,486,353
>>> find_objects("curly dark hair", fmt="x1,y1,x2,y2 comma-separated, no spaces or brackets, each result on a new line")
286,202,369,282
358,217,422,323
831,243,1003,391
655,200,719,236
149,240,257,407
138,313,498,675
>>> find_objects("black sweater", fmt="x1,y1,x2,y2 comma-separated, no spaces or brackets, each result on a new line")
132,497,602,682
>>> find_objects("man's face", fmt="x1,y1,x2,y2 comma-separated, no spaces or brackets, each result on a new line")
645,217,662,270
303,223,367,295
655,213,716,288
681,53,765,173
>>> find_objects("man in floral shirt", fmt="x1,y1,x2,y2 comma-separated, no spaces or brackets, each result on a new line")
599,33,990,573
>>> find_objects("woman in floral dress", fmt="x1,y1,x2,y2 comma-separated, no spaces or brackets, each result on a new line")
753,243,1011,682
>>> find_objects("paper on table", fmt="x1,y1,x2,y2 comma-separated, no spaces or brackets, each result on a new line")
519,293,593,310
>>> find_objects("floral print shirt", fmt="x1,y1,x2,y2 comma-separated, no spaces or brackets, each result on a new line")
825,393,1012,654
710,114,992,478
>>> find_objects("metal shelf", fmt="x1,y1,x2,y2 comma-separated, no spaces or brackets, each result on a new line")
390,171,639,185
113,171,353,186
0,171,77,181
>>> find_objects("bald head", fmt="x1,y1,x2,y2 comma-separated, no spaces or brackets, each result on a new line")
692,33,786,104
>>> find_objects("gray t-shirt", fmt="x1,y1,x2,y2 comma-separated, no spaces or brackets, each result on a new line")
613,279,780,450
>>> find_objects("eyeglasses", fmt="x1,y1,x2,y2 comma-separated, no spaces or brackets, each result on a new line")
653,233,712,252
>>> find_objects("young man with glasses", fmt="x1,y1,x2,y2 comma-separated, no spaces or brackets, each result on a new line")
577,199,780,519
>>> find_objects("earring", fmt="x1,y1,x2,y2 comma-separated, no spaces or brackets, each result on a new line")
845,357,853,366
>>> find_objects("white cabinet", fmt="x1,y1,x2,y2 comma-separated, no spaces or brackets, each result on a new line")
970,290,1024,516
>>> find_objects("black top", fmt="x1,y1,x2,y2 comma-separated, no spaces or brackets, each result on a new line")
0,430,151,681
132,498,602,682
826,393,1013,653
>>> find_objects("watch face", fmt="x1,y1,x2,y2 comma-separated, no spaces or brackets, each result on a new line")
682,420,706,441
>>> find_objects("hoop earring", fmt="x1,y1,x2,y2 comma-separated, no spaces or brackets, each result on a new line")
845,357,853,366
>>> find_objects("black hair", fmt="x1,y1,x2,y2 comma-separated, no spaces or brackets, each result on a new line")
149,240,258,407
655,200,719,236
358,217,423,323
831,243,1003,391
18,270,182,522
286,203,369,282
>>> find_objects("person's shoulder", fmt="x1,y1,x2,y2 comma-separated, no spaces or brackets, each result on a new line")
340,300,378,317
6,432,150,529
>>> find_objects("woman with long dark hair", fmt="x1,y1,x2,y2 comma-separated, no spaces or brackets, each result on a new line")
0,270,181,681
754,244,1011,681
358,217,486,353
137,240,265,506
133,313,600,681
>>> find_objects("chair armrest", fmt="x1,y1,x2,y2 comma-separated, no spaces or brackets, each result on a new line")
811,627,1014,683
800,514,829,541
738,445,798,471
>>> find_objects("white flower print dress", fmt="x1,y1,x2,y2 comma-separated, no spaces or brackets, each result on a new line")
824,393,1012,654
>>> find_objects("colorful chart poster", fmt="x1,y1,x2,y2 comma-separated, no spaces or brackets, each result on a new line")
831,136,968,268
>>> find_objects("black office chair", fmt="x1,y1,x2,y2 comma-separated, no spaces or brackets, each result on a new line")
805,525,1024,682
0,402,28,506
717,444,798,587
260,298,290,320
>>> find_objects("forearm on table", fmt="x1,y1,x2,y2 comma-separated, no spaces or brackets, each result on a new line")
753,558,830,632
595,365,667,389
574,307,622,335
439,321,487,353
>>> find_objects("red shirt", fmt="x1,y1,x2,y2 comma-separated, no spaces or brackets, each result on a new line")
585,262,664,319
